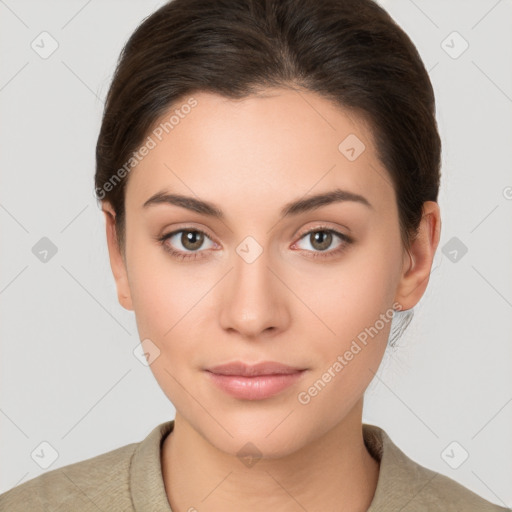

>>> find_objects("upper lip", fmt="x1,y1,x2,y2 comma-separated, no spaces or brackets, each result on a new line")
206,361,306,377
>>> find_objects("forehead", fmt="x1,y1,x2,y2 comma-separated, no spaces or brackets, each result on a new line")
125,88,393,215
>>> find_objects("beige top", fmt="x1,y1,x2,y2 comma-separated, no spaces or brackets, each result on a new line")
0,421,508,511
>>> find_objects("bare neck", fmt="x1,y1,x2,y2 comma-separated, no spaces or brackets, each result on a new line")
161,402,380,512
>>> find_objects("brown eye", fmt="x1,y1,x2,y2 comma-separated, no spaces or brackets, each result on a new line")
294,227,353,259
309,231,333,251
180,230,205,251
159,228,216,259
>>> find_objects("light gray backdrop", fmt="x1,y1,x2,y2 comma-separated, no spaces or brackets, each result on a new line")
0,0,511,506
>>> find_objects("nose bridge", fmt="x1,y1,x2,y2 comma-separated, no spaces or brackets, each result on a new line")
218,235,289,338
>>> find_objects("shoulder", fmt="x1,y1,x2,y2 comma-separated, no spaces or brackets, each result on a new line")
390,456,510,511
364,423,510,512
0,440,138,512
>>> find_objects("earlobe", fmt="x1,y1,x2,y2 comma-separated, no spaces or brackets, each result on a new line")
394,201,441,310
102,203,134,311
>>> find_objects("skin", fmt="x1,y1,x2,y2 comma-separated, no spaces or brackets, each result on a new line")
102,87,441,511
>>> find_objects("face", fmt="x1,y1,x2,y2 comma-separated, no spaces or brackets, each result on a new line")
104,87,437,457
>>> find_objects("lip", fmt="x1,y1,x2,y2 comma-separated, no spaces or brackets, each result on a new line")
206,361,305,376
205,361,307,400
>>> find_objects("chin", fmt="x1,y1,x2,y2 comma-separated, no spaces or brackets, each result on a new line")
196,412,310,460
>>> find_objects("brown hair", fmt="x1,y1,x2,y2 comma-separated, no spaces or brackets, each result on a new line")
95,0,441,258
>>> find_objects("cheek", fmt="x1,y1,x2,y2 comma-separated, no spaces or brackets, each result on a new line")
125,230,198,335
125,237,216,374
129,269,201,351
290,234,402,416
293,235,401,347
293,242,400,416
127,261,201,403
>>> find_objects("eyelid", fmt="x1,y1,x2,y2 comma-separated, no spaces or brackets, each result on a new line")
160,227,218,249
159,223,218,244
295,222,352,240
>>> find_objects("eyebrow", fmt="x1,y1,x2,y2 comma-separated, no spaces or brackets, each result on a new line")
142,187,373,219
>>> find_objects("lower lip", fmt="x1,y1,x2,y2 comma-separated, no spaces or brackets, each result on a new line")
205,370,306,400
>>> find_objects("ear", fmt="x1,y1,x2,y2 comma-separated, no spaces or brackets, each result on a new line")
102,202,133,311
394,201,441,310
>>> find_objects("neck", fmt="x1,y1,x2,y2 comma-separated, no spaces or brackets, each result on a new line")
161,400,380,512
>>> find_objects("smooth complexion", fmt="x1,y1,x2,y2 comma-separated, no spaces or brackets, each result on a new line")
103,87,441,512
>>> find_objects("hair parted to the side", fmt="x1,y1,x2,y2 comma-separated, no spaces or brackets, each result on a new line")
94,0,441,343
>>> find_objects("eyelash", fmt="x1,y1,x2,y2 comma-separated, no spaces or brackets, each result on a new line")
157,226,353,261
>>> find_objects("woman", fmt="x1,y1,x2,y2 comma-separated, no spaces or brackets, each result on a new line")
0,0,507,510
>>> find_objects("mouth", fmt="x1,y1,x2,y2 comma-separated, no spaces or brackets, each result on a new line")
205,360,306,377
204,361,307,400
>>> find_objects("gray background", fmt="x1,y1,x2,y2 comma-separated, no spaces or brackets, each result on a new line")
0,0,511,506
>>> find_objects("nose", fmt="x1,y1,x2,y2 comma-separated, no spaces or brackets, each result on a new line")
218,243,291,340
